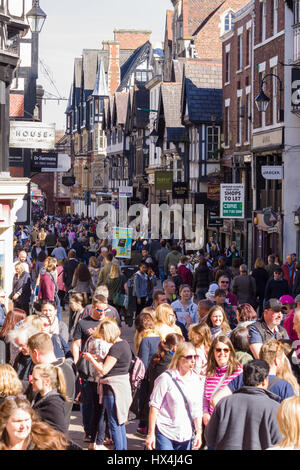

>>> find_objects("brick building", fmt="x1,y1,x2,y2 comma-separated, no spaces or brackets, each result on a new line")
221,1,254,263
221,0,292,265
251,0,285,262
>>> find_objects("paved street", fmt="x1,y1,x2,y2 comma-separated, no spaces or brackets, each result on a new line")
62,308,145,450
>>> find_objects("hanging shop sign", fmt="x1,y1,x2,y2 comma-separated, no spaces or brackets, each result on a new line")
10,122,56,149
172,182,189,199
112,227,133,259
220,184,244,219
31,152,58,171
263,208,279,227
155,171,173,191
261,166,283,180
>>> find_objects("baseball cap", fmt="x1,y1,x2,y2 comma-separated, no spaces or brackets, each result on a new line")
279,295,295,305
264,298,283,312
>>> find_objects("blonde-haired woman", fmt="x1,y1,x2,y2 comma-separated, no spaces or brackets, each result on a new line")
0,364,23,405
83,319,132,450
88,256,100,287
31,363,69,434
188,323,212,376
259,340,299,398
154,303,183,340
146,342,203,450
268,396,300,449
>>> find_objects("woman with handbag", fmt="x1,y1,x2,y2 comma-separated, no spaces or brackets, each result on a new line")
145,341,204,450
82,319,132,450
105,263,128,311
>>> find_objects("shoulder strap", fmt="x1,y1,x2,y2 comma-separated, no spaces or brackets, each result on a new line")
165,371,195,431
267,376,282,390
209,373,229,399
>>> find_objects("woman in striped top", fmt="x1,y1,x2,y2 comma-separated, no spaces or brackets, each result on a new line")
202,335,243,426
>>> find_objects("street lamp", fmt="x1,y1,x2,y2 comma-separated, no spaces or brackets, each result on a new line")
255,73,284,120
26,0,47,34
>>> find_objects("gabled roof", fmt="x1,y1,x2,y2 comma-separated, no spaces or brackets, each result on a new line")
92,58,109,97
158,82,187,142
83,49,99,99
182,62,222,124
117,41,152,92
182,0,226,38
74,57,83,106
65,83,73,114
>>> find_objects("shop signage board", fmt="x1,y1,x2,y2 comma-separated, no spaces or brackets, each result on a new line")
220,184,244,219
172,182,189,199
261,166,283,180
119,186,133,198
112,227,133,259
10,122,56,149
155,171,173,191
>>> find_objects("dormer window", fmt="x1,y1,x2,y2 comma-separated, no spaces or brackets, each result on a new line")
224,12,234,33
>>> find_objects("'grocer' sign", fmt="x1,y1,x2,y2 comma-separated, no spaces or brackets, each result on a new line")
220,184,244,219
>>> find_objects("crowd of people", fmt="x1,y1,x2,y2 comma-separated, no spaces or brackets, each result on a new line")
0,216,299,450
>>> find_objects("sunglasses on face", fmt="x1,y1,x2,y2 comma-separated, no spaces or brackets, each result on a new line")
215,348,230,353
96,308,107,313
183,354,199,360
220,281,229,284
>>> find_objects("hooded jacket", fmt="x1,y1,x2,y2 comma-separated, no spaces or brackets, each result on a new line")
32,389,67,434
205,386,282,450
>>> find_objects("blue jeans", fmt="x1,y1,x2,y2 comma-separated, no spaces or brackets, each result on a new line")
158,268,166,283
103,394,127,450
155,427,192,450
56,295,62,322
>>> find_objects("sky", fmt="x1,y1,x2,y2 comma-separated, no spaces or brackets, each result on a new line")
38,0,171,131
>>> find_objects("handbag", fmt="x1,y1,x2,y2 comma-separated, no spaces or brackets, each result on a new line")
76,336,95,381
165,371,196,442
113,291,126,307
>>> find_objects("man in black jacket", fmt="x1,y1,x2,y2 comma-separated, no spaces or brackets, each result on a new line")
63,249,79,292
264,267,289,301
205,360,282,450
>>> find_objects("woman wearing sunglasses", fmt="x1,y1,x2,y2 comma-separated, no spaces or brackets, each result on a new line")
146,342,203,450
202,336,243,427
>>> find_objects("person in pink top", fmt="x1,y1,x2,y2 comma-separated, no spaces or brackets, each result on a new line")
281,295,297,342
202,335,243,426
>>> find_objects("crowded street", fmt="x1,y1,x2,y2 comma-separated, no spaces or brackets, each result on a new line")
1,0,300,455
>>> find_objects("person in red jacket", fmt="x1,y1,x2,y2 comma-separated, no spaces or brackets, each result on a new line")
177,256,193,288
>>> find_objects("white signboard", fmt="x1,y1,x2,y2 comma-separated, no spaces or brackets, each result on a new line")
119,186,133,197
10,122,56,149
220,184,245,219
41,154,71,172
261,166,283,180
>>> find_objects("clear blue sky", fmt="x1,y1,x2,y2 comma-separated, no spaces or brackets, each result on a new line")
38,0,171,130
